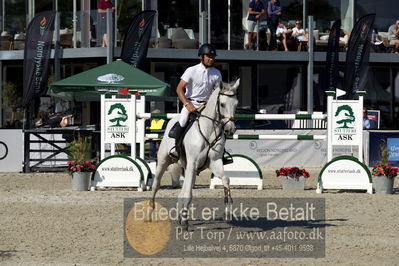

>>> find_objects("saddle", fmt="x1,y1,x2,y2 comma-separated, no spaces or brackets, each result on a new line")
168,110,233,165
168,111,199,139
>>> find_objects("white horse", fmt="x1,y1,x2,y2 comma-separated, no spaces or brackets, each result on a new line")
151,79,239,229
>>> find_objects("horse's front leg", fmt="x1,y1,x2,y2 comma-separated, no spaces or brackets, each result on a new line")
209,158,233,218
177,162,196,230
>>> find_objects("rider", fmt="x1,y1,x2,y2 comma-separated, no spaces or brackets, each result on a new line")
170,43,222,159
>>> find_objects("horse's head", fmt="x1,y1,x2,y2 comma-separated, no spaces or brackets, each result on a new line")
216,79,239,136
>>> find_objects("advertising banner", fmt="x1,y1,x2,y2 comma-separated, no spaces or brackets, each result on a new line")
369,131,399,167
343,14,375,99
325,19,341,91
22,11,56,106
225,130,328,167
120,10,156,70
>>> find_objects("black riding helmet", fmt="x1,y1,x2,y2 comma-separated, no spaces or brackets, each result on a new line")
198,43,217,57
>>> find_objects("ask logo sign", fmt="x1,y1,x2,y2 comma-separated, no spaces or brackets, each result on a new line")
333,104,358,142
105,102,132,143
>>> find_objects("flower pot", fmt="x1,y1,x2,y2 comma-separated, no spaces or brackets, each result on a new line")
71,172,91,191
372,175,394,194
280,176,306,190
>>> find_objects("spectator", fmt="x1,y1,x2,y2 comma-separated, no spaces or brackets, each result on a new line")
267,0,282,51
246,0,266,50
387,20,399,53
292,20,308,42
276,22,290,51
168,1,179,28
339,29,350,45
97,0,115,47
371,28,385,53
363,108,370,129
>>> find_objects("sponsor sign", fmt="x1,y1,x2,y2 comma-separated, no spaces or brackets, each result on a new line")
104,100,133,143
331,102,362,145
318,156,372,193
0,130,23,172
120,10,156,70
22,11,56,106
387,138,399,162
92,155,143,188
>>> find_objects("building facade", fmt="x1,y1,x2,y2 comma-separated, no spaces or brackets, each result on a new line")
0,0,398,129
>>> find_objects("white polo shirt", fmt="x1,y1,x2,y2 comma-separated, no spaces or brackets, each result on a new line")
181,63,222,102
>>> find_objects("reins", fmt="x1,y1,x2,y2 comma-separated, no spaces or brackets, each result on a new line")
193,90,236,170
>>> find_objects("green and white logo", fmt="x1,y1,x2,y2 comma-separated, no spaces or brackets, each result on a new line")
107,103,129,138
334,104,356,135
97,73,125,84
108,103,128,127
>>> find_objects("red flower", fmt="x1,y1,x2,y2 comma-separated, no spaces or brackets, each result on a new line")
276,167,310,178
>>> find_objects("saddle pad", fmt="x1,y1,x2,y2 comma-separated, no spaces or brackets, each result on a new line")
168,120,196,139
168,122,179,138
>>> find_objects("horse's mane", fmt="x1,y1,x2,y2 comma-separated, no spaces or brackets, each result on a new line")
202,85,221,117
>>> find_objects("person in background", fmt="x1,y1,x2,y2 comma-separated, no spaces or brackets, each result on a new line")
246,0,266,50
171,44,222,159
97,0,115,47
276,22,290,51
387,20,399,53
363,108,371,129
148,109,166,159
267,0,282,51
371,28,385,53
168,1,179,28
292,20,308,42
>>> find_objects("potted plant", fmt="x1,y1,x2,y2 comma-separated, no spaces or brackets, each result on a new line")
276,167,310,190
372,143,398,194
67,135,96,191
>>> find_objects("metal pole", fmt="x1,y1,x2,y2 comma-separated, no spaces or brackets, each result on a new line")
1,0,4,32
307,16,314,114
207,0,211,44
199,2,207,46
228,0,231,50
303,0,307,30
54,12,60,82
106,8,113,63
114,0,118,47
73,0,77,48
256,20,259,51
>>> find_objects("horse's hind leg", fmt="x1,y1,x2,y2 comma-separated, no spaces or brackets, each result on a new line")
209,159,233,217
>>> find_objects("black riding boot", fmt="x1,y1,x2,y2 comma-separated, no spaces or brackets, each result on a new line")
171,123,184,159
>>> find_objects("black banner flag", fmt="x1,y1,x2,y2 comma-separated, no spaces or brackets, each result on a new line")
120,10,156,70
325,19,341,91
22,11,56,106
343,14,375,99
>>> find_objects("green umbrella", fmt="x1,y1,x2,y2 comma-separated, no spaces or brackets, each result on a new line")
49,60,169,99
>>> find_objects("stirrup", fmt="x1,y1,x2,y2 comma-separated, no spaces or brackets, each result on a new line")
223,156,234,165
169,146,179,160
222,149,234,165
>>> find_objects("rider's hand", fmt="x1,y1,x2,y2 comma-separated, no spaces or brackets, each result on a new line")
185,103,196,112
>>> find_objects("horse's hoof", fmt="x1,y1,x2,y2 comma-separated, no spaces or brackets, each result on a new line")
180,221,189,231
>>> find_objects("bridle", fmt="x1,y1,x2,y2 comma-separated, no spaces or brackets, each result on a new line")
187,90,235,165
191,89,236,170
